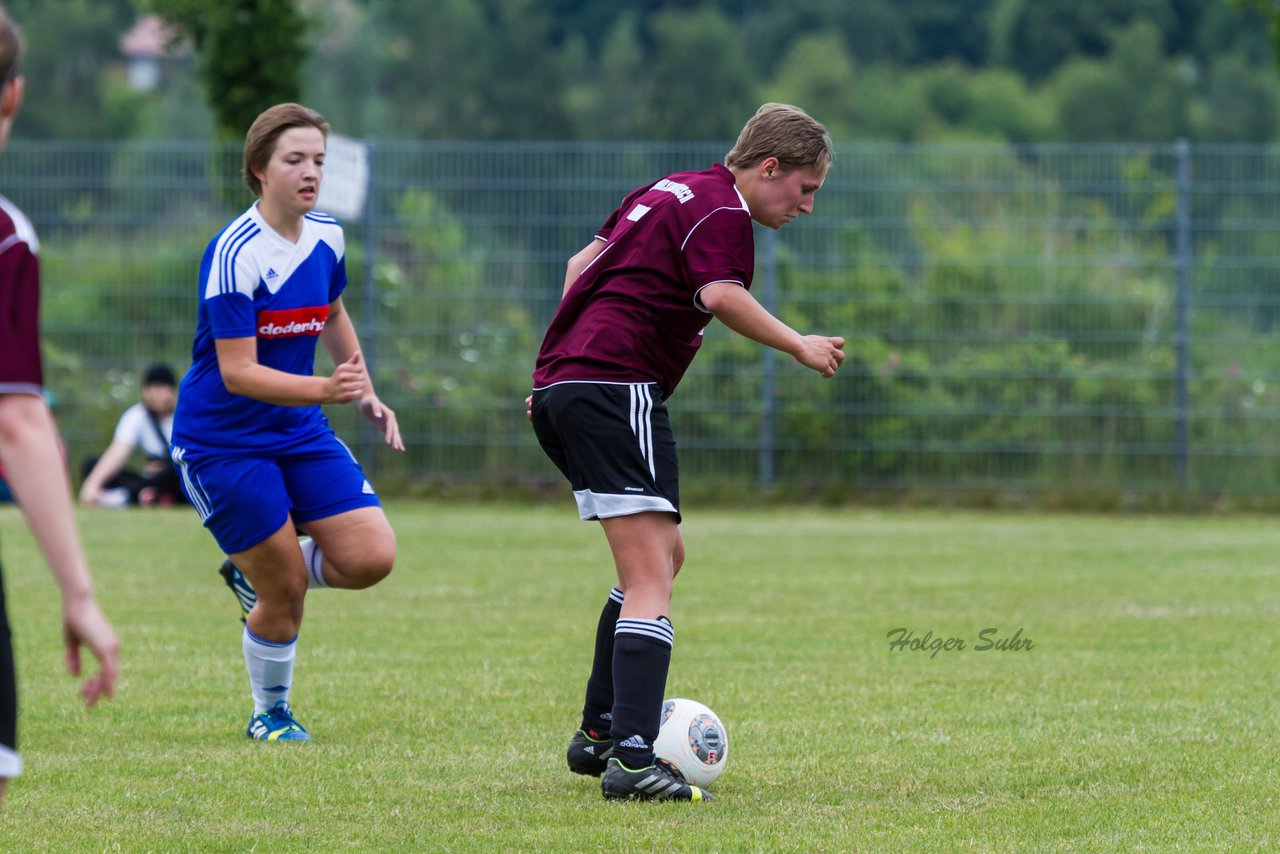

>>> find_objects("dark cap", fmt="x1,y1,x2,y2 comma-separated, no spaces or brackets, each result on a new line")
142,363,177,387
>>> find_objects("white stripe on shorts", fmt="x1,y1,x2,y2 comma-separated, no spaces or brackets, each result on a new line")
629,383,656,481
171,446,211,520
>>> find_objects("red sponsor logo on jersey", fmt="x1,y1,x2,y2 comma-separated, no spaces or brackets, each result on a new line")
257,305,330,338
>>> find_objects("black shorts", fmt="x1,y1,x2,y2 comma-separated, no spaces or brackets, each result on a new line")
531,381,680,521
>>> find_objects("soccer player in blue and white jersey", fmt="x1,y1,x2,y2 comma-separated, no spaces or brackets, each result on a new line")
530,104,844,801
171,103,403,742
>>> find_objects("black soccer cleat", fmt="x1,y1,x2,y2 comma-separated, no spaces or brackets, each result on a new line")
601,757,712,802
567,729,613,776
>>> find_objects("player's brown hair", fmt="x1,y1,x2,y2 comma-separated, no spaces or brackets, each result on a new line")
0,6,23,85
242,102,330,197
724,103,833,174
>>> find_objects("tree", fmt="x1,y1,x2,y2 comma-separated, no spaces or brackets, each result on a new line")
641,7,757,141
1193,54,1280,142
916,63,1052,142
144,0,310,139
764,33,858,140
476,0,571,139
991,0,1176,82
740,0,916,69
562,11,650,140
360,0,569,140
297,0,380,137
899,0,993,66
6,0,146,140
960,68,1053,143
1201,0,1274,64
1049,21,1192,141
1228,0,1280,68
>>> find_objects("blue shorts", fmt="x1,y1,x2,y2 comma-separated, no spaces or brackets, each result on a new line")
172,434,381,555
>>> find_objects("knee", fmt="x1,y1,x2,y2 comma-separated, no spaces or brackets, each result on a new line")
255,575,308,624
363,549,395,587
270,573,309,604
671,540,686,578
345,542,396,589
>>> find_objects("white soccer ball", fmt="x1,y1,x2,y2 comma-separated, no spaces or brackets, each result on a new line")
653,698,728,789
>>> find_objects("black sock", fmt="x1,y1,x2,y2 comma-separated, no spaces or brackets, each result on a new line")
580,587,624,738
609,616,674,768
0,561,14,754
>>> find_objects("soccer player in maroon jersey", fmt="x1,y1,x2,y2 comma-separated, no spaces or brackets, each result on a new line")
0,5,120,806
530,103,844,801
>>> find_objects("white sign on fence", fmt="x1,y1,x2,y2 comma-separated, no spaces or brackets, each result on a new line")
317,133,369,221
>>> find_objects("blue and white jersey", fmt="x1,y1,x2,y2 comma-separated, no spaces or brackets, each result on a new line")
172,203,348,454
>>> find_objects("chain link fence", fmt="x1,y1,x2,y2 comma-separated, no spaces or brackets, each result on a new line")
5,139,1278,499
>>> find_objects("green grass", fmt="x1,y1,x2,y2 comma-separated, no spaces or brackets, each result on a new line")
1,502,1279,851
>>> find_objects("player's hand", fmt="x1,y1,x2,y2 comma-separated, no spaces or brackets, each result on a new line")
78,482,102,506
61,594,119,708
360,394,405,452
525,395,533,422
793,335,846,378
325,351,367,403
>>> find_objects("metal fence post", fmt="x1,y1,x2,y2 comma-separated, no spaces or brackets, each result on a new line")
1174,138,1191,491
759,227,777,490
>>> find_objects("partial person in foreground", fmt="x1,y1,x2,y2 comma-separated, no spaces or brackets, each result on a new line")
0,4,120,806
529,103,843,802
170,102,402,742
80,363,187,508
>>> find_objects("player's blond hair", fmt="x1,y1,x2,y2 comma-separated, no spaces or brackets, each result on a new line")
242,102,330,196
724,103,832,174
0,6,23,85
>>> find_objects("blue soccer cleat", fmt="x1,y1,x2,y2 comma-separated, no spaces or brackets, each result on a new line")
219,559,256,624
246,701,310,742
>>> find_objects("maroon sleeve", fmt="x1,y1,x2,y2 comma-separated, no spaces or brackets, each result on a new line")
682,207,755,294
0,239,43,394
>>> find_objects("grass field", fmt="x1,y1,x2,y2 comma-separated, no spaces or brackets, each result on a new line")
0,501,1278,851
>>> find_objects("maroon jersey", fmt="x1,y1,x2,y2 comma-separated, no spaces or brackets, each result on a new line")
533,163,754,398
0,194,42,397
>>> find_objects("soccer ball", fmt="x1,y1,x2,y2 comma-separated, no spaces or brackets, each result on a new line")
653,698,728,788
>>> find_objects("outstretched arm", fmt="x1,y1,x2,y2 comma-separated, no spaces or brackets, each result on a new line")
0,393,119,706
699,281,845,378
78,438,133,505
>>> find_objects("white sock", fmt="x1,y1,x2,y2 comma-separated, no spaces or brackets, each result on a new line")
243,626,297,714
300,537,329,589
